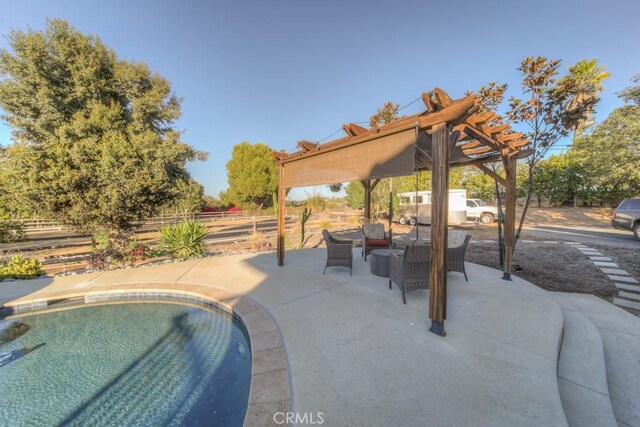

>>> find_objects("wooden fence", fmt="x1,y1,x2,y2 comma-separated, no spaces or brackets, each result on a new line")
4,210,362,232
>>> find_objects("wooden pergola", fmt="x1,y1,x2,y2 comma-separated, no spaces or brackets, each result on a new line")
273,88,531,336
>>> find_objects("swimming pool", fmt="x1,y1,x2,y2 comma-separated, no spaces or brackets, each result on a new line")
0,302,252,426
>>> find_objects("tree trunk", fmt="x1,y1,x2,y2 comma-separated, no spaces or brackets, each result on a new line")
515,161,535,242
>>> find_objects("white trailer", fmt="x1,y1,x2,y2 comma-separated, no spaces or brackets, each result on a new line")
395,189,467,225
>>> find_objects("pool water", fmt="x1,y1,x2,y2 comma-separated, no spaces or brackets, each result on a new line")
0,302,251,426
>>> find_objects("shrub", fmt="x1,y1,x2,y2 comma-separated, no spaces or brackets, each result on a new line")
158,220,207,260
319,220,333,229
0,217,26,243
87,230,152,270
109,232,150,266
0,255,43,280
348,215,362,225
87,249,111,271
305,194,327,211
127,243,151,263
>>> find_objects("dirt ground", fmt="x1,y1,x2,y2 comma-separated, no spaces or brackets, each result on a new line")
589,243,640,281
465,241,618,299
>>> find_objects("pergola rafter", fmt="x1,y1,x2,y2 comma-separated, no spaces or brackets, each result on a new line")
273,87,531,336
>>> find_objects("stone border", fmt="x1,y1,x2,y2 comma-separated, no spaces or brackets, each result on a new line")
1,283,291,426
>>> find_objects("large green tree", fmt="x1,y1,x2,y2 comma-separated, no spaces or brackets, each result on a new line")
161,178,205,216
533,153,585,206
573,77,640,205
0,20,205,232
462,169,495,201
618,74,640,106
0,144,31,218
225,142,278,210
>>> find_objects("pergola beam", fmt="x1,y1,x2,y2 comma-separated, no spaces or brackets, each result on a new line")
297,140,317,151
463,123,511,153
485,124,510,135
506,138,530,149
459,140,483,149
343,123,368,137
433,87,454,108
467,112,496,127
496,132,524,144
462,146,495,156
422,92,437,112
474,163,506,187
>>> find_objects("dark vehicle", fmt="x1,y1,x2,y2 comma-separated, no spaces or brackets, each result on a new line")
611,198,640,241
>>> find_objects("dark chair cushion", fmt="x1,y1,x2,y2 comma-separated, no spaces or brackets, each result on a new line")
367,239,389,246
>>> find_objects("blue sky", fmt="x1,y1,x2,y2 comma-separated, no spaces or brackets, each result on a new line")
1,0,639,199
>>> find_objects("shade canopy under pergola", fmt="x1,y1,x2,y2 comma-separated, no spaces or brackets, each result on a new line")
273,87,531,335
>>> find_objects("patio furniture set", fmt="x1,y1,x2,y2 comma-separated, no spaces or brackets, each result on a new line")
323,223,471,304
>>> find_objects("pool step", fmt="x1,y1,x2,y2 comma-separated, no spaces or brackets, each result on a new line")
557,309,617,427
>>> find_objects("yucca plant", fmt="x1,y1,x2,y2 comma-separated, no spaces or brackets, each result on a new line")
158,220,207,260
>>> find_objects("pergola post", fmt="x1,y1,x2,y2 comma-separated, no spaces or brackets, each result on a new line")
361,179,380,224
429,123,449,336
277,165,286,266
502,156,517,280
361,180,371,224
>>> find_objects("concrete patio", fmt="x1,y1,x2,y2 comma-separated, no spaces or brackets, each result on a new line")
2,248,639,426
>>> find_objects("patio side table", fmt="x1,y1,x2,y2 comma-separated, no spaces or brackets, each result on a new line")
370,248,404,278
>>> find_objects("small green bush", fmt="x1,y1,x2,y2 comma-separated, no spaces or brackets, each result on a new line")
87,230,152,270
0,255,44,280
319,219,334,229
158,220,207,260
0,217,26,243
348,215,362,225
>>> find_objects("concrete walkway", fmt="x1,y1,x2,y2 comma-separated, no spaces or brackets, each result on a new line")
3,249,640,426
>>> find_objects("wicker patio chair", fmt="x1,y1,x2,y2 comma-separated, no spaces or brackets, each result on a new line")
389,242,430,304
447,233,471,281
322,229,353,275
362,223,390,261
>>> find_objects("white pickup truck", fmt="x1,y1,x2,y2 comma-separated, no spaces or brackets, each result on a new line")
466,199,499,224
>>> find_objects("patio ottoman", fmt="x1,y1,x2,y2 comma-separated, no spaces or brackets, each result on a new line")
370,249,403,277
